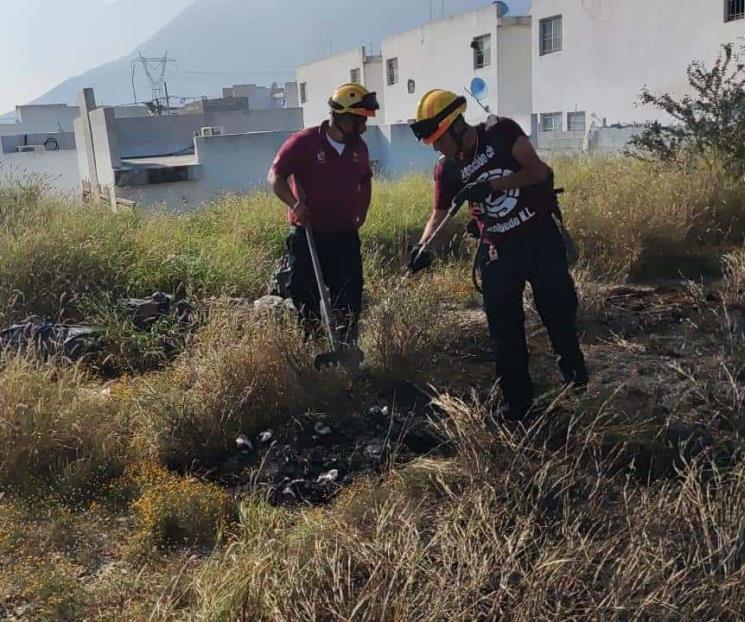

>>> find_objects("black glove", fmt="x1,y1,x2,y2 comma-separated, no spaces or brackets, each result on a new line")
465,218,481,240
453,181,494,208
408,244,434,274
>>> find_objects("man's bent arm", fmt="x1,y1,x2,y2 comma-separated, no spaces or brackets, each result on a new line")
267,167,298,209
489,136,549,193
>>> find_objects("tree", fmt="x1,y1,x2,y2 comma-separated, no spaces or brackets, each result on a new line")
626,42,745,172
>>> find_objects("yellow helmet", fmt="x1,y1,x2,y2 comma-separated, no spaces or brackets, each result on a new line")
411,89,467,144
328,83,380,117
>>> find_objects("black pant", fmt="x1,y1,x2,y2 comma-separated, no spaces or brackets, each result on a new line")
479,220,587,412
286,227,363,342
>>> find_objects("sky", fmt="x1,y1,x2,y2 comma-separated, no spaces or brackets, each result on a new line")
0,0,192,113
0,0,532,115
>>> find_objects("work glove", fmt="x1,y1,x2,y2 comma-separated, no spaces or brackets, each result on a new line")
408,244,434,274
453,181,494,208
465,218,481,240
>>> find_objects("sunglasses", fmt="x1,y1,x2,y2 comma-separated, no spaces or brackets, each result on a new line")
410,96,467,141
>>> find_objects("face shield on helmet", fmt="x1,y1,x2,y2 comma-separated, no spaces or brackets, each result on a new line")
328,84,380,117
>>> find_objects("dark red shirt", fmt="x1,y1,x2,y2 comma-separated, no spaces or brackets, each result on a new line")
271,121,373,233
433,117,556,245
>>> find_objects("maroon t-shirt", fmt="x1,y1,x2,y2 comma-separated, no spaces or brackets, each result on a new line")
433,117,556,245
271,121,373,233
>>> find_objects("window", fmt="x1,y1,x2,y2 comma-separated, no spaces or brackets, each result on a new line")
350,68,361,84
540,112,562,132
540,15,562,55
299,82,307,104
472,34,491,70
407,79,416,94
726,0,745,21
386,58,399,86
567,111,586,132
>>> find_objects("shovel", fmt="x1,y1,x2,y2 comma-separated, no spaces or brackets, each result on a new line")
304,226,364,371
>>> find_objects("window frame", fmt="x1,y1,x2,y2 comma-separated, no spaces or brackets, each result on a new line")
539,15,563,55
386,58,399,86
567,111,586,132
540,112,563,133
726,0,745,21
472,34,492,70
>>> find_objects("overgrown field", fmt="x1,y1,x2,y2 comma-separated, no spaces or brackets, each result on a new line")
0,156,743,621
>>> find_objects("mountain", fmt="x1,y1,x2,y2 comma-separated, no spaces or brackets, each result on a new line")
32,0,530,107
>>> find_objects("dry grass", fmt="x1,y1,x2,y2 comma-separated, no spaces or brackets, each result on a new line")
0,356,129,502
0,160,744,620
130,303,346,471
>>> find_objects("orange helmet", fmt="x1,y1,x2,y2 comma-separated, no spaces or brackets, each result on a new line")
411,89,467,144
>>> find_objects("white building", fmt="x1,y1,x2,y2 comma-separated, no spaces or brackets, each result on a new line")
222,82,300,110
381,8,532,130
531,0,745,151
295,5,532,132
297,47,385,127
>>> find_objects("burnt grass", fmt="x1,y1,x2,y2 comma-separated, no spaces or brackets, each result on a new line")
207,279,744,507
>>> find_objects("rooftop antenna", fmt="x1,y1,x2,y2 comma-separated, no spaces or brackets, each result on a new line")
132,51,177,114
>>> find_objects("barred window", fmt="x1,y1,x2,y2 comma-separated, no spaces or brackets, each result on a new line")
540,15,562,55
568,111,586,132
540,112,563,132
386,58,399,86
472,34,492,70
726,0,744,21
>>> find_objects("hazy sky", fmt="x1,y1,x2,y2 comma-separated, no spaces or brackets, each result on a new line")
0,0,192,113
0,0,532,114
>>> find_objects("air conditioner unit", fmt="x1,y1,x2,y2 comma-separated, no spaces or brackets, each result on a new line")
199,126,224,137
16,145,45,153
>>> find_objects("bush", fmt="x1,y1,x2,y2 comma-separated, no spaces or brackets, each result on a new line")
0,357,129,501
627,42,745,172
130,463,234,551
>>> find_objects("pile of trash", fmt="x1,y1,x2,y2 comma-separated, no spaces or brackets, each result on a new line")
0,292,193,362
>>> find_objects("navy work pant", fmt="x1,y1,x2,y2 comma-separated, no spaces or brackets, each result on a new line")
285,226,363,342
479,220,588,412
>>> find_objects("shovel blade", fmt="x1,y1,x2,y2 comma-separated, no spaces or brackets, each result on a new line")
314,347,364,372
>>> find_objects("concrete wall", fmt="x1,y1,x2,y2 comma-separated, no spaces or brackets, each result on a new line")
535,125,644,155
73,117,93,188
367,124,438,179
15,105,79,133
297,47,369,127
115,109,302,158
0,150,81,195
531,0,745,126
497,17,532,131
284,81,300,108
364,57,386,122
381,5,501,125
115,130,295,210
89,108,121,189
0,132,76,154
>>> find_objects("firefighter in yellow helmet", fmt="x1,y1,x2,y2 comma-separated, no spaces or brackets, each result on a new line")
409,89,588,421
267,83,379,348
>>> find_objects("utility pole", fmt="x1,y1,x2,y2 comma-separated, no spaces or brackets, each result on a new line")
131,51,177,114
